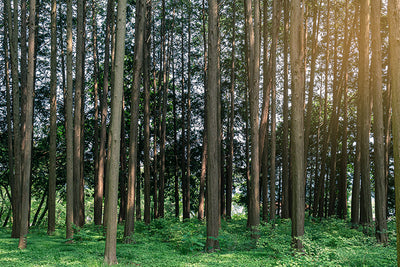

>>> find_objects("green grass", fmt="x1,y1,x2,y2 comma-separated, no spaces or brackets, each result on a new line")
0,216,396,266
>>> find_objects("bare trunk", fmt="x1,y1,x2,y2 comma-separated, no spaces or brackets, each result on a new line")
104,0,127,263
290,0,305,250
371,0,388,244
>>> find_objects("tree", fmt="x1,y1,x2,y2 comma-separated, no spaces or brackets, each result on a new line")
388,1,400,262
359,0,372,227
371,0,388,244
65,0,74,240
125,0,145,240
245,0,261,235
205,0,220,252
19,0,36,249
290,0,305,250
104,0,128,263
48,0,57,235
74,0,86,227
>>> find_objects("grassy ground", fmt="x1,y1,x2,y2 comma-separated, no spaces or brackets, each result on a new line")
0,216,396,266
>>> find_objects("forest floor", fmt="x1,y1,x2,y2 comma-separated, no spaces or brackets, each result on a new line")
0,215,396,266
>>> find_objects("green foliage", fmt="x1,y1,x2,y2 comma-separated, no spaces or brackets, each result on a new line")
0,216,396,266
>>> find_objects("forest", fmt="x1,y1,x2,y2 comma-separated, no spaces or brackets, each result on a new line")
0,0,400,265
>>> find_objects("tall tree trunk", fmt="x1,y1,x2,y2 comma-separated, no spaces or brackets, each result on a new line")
180,12,187,221
96,0,114,226
359,0,372,227
205,0,220,251
269,0,281,221
7,0,22,239
3,6,14,233
246,0,261,234
91,0,100,227
290,0,305,250
65,0,74,240
337,0,354,219
18,0,36,248
388,0,400,262
198,0,207,221
48,0,57,236
281,0,290,219
104,0,128,263
124,0,145,240
158,0,167,219
74,0,86,227
118,99,127,223
371,0,388,244
313,0,330,218
260,0,270,223
226,0,236,221
143,0,152,225
184,3,192,221
172,48,180,219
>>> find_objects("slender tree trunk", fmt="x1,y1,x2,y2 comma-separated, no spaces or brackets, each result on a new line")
96,0,114,226
337,0,354,219
124,0,145,240
281,0,290,219
371,0,388,244
261,0,270,223
359,0,372,227
74,0,86,227
205,0,220,251
118,99,127,223
226,0,236,221
290,0,305,250
91,0,100,227
48,0,57,236
18,0,36,248
3,0,15,238
143,0,152,225
245,0,261,235
172,48,180,219
388,0,400,262
104,0,128,263
269,0,281,221
65,0,74,240
7,0,22,239
198,0,208,221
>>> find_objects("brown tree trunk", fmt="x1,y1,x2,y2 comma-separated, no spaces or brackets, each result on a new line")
65,0,74,240
118,99,127,223
124,0,144,240
388,0,400,262
18,0,36,248
290,0,305,250
281,0,290,219
48,0,57,236
371,0,388,244
269,0,281,221
245,0,261,234
205,0,220,251
198,0,207,221
73,0,86,227
359,0,372,227
104,0,128,263
143,0,152,225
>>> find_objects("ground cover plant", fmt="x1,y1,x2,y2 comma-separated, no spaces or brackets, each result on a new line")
0,216,395,266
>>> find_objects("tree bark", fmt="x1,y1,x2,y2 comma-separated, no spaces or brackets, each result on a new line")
371,0,388,244
48,0,57,235
388,0,400,262
104,0,128,263
198,0,208,221
290,0,305,250
359,0,372,227
206,0,220,251
281,0,290,219
18,0,36,248
65,0,74,240
143,0,152,225
124,0,145,240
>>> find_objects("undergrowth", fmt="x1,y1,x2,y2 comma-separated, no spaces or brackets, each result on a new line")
0,215,396,266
